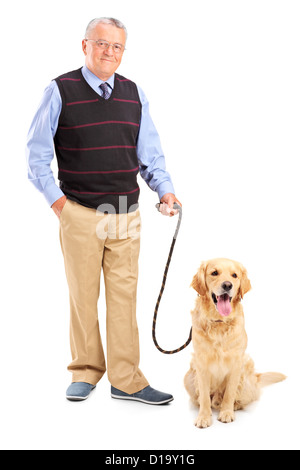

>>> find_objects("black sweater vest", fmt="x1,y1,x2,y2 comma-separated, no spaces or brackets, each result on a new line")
54,68,142,213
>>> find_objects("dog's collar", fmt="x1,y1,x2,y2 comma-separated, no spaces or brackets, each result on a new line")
210,320,224,323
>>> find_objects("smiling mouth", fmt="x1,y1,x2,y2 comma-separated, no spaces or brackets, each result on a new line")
212,293,232,317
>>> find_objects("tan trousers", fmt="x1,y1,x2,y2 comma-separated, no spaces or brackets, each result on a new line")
59,199,149,394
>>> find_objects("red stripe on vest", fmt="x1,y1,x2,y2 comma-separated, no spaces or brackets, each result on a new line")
68,187,139,196
66,99,99,106
59,121,140,130
57,145,136,152
59,167,139,175
113,98,139,104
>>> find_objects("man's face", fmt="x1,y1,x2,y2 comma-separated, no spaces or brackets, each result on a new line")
82,23,126,80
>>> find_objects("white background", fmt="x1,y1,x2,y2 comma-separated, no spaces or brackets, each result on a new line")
0,0,299,450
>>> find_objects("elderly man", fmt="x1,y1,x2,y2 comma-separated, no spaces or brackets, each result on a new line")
26,17,180,404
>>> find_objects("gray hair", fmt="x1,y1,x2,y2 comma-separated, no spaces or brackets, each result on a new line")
85,17,128,41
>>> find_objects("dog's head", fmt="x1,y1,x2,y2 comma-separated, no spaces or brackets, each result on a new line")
191,258,251,317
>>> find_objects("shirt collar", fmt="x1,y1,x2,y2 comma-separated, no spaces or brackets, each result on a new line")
81,65,115,91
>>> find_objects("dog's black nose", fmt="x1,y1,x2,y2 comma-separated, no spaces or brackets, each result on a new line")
222,281,233,292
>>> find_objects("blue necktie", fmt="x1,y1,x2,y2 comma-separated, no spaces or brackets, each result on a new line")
100,82,110,100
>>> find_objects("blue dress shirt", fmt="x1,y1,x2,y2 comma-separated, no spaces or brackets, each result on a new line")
26,65,175,207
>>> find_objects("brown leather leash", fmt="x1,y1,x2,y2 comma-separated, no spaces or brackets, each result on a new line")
152,203,193,354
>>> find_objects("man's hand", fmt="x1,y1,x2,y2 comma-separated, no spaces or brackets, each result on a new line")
51,195,67,219
160,193,182,217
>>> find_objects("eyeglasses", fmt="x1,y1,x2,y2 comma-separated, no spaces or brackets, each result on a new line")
84,39,126,54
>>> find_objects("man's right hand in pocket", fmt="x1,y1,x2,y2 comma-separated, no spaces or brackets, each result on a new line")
51,195,67,219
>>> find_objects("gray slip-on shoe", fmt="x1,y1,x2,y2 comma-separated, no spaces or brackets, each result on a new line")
111,385,174,405
66,382,96,401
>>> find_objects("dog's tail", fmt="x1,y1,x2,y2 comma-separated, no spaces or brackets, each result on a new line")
256,372,286,388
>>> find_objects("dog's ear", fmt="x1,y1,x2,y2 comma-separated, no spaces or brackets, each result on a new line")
191,262,207,296
239,265,252,299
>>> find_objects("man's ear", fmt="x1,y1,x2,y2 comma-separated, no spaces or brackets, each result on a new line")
191,262,207,296
82,39,87,56
239,264,252,299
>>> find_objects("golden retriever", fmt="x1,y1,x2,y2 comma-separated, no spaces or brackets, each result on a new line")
184,258,286,428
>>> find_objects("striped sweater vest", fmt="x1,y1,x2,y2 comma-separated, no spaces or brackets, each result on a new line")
54,68,142,213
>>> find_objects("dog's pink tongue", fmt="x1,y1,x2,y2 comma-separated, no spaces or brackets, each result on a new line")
217,295,232,317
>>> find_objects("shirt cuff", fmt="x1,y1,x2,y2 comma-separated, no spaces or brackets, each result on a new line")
156,181,176,201
43,180,65,207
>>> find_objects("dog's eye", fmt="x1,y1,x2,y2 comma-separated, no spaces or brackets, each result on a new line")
232,273,238,278
211,271,219,276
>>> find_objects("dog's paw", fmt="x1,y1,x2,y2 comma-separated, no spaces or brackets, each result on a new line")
195,414,212,429
218,410,235,424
